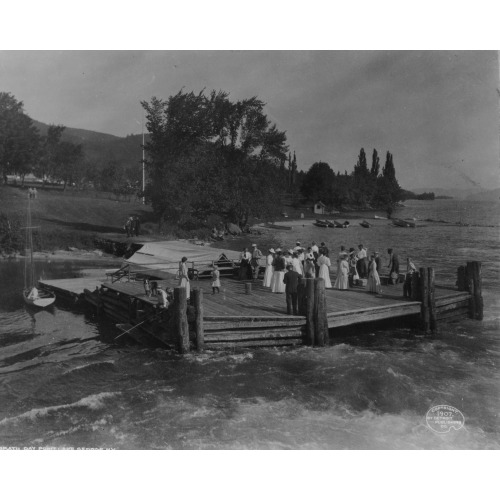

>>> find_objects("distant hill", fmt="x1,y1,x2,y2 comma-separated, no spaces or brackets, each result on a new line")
32,119,145,171
410,187,485,200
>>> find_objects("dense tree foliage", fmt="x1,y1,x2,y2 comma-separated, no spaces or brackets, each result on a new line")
142,89,289,228
300,148,403,210
0,92,40,184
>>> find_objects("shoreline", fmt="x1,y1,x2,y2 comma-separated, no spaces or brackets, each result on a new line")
1,249,123,264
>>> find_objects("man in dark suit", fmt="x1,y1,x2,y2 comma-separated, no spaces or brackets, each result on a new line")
283,264,300,315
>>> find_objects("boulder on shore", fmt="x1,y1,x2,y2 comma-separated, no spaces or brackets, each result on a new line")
227,223,242,235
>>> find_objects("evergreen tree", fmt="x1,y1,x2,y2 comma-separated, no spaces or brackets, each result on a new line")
371,148,380,178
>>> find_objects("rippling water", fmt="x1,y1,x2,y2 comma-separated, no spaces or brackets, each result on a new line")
0,200,499,449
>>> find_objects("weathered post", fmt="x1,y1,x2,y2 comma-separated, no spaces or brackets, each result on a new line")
305,278,315,346
457,265,467,291
419,267,430,333
411,271,420,300
471,261,483,320
245,283,252,295
174,287,189,354
466,261,476,319
314,278,328,347
192,287,204,351
297,277,306,316
428,267,437,333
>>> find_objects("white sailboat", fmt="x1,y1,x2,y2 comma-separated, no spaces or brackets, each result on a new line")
22,196,55,307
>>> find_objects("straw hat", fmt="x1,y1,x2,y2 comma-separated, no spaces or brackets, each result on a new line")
251,243,257,247
269,248,275,253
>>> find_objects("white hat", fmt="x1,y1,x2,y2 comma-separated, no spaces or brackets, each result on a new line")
251,243,257,247
269,248,275,253
296,241,301,245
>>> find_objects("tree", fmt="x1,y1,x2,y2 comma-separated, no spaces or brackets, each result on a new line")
371,148,380,178
0,92,40,184
300,162,335,205
142,89,288,228
37,125,65,184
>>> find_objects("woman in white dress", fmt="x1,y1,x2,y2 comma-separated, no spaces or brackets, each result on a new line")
367,254,382,294
271,250,286,293
263,249,275,287
291,252,303,276
334,253,349,290
317,248,332,288
178,256,191,299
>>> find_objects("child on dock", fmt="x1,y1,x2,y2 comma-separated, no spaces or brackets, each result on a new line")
143,278,151,297
211,264,221,294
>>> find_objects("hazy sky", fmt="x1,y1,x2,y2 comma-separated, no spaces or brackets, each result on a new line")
1,50,498,190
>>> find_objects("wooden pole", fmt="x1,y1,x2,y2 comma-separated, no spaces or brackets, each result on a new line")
314,278,328,347
245,283,252,295
297,277,306,316
193,287,204,351
411,271,420,300
457,265,467,291
428,267,437,333
471,261,483,320
305,278,315,346
419,267,430,333
466,261,475,319
174,287,189,354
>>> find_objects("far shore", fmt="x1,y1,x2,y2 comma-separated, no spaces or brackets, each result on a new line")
1,249,123,264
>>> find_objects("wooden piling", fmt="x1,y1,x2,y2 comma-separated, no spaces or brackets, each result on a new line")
419,267,430,333
297,277,306,316
457,265,467,291
411,271,420,301
193,287,204,351
428,267,437,333
313,278,328,347
469,261,483,320
466,261,476,319
245,283,252,295
174,287,190,353
305,278,315,346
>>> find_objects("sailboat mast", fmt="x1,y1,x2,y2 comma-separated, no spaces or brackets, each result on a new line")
29,197,35,288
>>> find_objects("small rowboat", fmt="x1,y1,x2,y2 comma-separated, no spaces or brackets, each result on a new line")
360,220,371,228
392,218,416,228
23,287,56,308
313,221,329,228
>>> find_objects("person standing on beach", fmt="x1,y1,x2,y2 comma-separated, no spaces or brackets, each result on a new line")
250,243,263,281
211,264,221,294
334,253,349,290
283,264,300,315
304,253,316,278
320,242,329,257
143,278,151,297
317,248,332,288
134,216,140,236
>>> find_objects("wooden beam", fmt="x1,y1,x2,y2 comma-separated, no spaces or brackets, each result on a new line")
174,287,189,354
305,278,315,346
206,338,304,349
193,288,204,351
203,319,307,331
314,278,327,347
428,267,437,333
204,328,304,342
471,261,483,320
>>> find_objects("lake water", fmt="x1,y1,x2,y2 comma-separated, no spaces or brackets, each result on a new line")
0,199,499,449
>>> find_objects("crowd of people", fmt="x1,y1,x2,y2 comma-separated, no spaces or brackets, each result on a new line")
258,241,416,314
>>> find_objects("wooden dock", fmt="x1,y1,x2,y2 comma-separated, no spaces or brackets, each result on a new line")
38,261,482,352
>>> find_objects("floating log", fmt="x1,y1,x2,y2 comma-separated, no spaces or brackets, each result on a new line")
174,287,189,354
314,278,328,347
193,288,204,351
